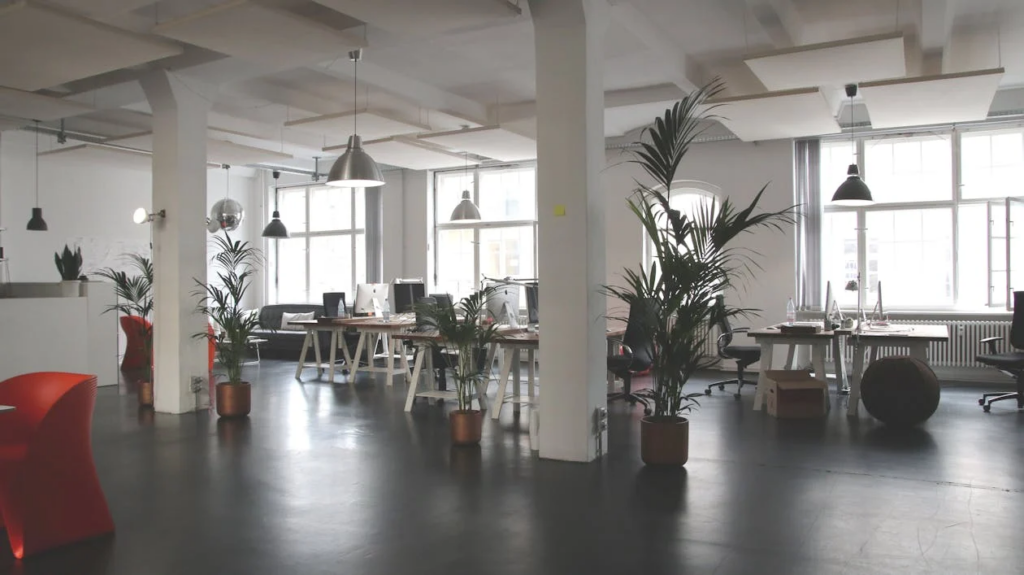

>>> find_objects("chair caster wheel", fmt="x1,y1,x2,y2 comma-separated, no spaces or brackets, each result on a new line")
643,408,652,416
978,398,985,406
718,384,725,391
983,404,991,413
705,389,711,396
734,393,741,400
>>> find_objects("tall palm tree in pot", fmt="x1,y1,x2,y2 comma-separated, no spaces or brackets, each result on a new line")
194,234,263,418
604,80,796,466
96,254,154,406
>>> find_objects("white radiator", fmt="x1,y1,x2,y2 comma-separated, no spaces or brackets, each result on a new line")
827,319,1013,368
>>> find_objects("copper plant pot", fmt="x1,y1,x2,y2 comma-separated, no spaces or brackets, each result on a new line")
449,410,483,446
137,380,154,407
216,382,251,418
640,416,689,466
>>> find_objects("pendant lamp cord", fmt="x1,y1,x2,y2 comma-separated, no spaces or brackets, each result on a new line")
353,54,358,137
34,121,39,207
224,164,230,199
273,172,280,212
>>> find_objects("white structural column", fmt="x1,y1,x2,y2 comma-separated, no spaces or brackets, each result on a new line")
141,71,211,414
530,0,609,462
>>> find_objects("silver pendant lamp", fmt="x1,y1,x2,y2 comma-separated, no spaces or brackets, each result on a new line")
262,170,289,238
327,49,384,188
831,84,874,206
209,164,244,233
450,152,480,221
26,121,47,231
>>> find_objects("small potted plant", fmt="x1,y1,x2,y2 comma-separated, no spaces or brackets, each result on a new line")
415,287,499,446
54,244,83,297
96,254,154,406
194,234,263,418
605,80,794,466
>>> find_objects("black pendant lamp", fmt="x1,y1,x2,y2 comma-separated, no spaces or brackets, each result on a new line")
326,49,384,188
262,170,289,239
26,122,47,231
831,84,873,206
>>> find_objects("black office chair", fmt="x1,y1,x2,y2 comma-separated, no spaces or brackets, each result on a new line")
607,299,656,414
322,292,346,317
705,297,761,399
415,296,454,391
977,290,1024,412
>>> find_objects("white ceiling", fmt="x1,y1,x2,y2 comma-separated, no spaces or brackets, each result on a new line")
0,0,1023,168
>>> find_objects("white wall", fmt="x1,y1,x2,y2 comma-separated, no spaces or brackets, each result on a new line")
0,130,262,307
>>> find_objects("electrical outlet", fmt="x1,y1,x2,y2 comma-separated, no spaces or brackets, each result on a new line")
190,376,205,394
595,407,608,434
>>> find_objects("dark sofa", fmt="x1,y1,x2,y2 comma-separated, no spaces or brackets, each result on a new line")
252,304,360,361
252,304,328,359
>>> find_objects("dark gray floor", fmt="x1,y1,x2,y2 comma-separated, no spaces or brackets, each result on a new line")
2,361,1023,575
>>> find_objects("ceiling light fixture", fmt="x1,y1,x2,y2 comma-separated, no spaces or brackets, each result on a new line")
209,164,244,233
26,121,47,231
450,152,480,221
261,170,289,239
326,49,384,188
831,84,874,206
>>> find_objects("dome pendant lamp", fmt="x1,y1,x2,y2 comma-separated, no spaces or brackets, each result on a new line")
262,170,289,239
450,153,480,221
831,84,874,206
327,49,384,188
26,122,47,231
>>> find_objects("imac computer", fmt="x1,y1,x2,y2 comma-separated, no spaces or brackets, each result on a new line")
486,282,520,327
392,280,426,314
354,283,388,316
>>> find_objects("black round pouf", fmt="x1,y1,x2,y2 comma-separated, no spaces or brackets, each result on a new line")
860,356,940,427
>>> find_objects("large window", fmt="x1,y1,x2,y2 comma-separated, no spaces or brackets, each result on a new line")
266,185,365,304
434,165,537,299
820,126,1024,311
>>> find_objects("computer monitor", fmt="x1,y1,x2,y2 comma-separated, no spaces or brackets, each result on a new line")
428,293,453,310
354,283,388,315
392,281,426,314
525,283,539,324
486,282,520,326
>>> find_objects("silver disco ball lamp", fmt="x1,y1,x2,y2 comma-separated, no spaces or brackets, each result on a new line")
210,198,244,232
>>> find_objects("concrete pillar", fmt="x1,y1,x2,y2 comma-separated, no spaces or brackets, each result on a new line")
141,71,211,414
530,0,609,462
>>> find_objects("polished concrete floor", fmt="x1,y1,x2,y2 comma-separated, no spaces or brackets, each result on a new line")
2,361,1023,575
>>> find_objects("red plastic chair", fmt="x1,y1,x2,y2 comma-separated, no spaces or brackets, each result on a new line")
119,315,152,372
0,373,114,558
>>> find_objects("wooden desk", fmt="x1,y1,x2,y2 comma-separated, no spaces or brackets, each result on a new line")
846,324,949,416
748,326,836,412
289,320,354,383
396,327,626,416
293,316,417,385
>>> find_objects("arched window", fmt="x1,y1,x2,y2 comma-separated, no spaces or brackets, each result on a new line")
644,181,721,270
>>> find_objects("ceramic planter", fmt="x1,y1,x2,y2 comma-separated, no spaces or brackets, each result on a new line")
216,382,251,418
449,410,483,446
137,380,154,407
60,280,81,297
640,416,689,466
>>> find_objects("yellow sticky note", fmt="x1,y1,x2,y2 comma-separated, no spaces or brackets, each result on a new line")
553,204,566,217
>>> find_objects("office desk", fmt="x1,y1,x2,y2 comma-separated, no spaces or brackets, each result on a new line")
396,327,626,416
748,326,835,412
290,317,416,385
846,324,949,416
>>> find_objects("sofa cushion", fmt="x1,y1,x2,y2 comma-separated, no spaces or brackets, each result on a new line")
280,311,314,330
259,304,323,330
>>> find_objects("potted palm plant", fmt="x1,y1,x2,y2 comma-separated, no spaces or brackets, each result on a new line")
194,234,263,418
605,80,795,466
414,287,500,446
96,254,154,406
54,244,83,297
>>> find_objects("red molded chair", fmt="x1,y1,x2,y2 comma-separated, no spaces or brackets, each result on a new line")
0,373,114,558
119,315,152,372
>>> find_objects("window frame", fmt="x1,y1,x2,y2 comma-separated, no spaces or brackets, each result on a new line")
643,180,722,269
433,162,538,299
819,125,1024,312
266,183,365,304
